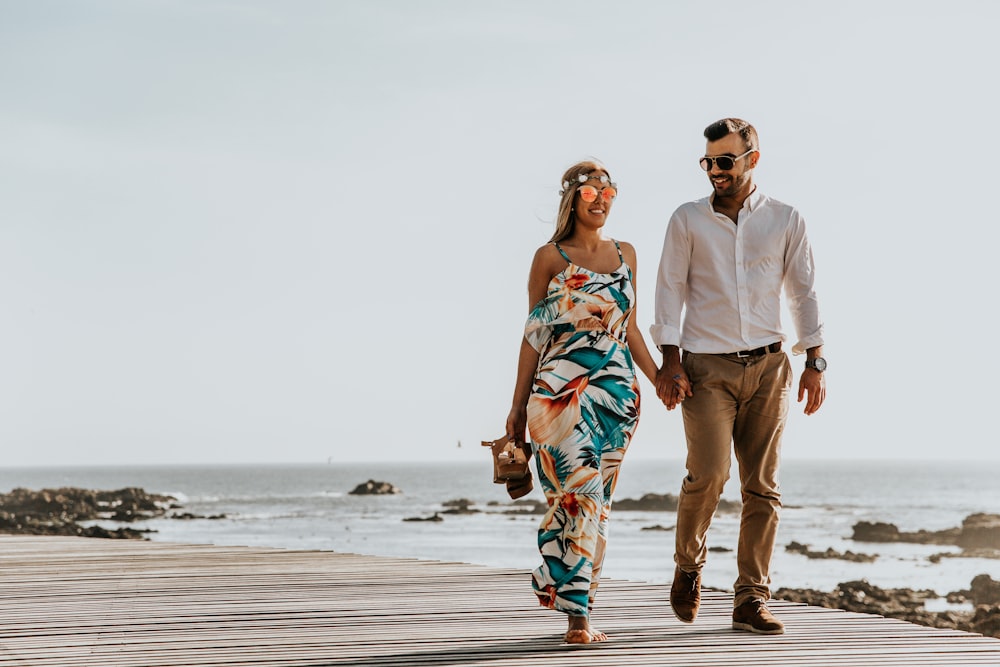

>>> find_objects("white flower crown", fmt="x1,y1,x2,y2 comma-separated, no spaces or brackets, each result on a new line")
559,172,616,196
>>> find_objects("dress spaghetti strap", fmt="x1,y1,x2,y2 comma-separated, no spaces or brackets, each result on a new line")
554,241,622,265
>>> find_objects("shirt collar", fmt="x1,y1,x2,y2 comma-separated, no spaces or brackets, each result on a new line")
708,185,762,212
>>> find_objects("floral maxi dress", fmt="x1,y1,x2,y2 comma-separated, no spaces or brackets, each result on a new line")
525,241,640,617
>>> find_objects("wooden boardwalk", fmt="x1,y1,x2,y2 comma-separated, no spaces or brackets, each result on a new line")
1,536,998,666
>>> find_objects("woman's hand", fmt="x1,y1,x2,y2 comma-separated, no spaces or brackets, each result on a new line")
506,405,528,443
656,362,691,410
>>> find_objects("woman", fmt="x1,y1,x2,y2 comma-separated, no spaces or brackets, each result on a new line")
505,160,659,644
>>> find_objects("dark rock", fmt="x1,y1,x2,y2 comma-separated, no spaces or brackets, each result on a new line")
775,578,1000,639
442,498,474,510
971,574,1000,606
775,579,938,615
348,480,401,495
852,513,1000,550
79,525,151,539
0,487,177,540
957,514,1000,550
500,499,547,515
640,524,674,531
786,541,878,563
959,548,1000,559
0,487,175,522
0,487,224,539
614,493,678,511
440,499,479,515
947,591,969,604
930,548,1000,563
402,512,443,522
614,492,739,513
851,520,960,545
851,521,900,542
968,605,1000,638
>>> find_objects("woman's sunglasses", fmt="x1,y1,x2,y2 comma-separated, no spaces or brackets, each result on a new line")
578,184,617,204
699,148,756,171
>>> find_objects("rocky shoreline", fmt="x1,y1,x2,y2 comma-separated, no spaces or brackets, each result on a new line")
775,576,1000,639
853,513,1000,551
0,487,224,540
772,512,1000,638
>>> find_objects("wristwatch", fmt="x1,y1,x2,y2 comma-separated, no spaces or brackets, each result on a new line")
805,357,827,373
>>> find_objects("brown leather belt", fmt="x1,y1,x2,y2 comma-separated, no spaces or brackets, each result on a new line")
729,341,782,358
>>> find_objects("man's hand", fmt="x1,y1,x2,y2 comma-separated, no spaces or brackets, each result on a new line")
655,364,692,411
797,369,826,415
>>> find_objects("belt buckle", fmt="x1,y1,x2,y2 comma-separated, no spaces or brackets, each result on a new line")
735,349,751,358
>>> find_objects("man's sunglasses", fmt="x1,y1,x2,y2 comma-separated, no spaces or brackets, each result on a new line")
699,148,756,171
578,184,617,204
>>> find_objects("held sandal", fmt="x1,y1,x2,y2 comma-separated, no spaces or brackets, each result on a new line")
505,471,533,500
482,436,533,499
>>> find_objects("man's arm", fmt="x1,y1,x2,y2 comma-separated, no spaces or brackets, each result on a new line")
651,212,692,409
783,210,824,354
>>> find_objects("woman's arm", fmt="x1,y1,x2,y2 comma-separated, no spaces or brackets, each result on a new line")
621,242,660,386
505,245,560,441
505,337,539,442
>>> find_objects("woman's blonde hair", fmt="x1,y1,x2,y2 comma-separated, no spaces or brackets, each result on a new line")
550,160,611,243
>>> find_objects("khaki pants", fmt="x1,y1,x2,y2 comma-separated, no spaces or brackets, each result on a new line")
675,350,791,607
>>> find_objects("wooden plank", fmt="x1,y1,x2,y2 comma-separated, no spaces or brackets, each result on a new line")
0,535,998,667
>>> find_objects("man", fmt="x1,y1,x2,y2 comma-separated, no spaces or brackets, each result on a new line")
651,118,826,635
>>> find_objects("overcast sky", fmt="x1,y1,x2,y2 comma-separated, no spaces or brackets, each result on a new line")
2,1,997,466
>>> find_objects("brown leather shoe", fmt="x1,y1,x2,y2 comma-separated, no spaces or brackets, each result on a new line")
669,566,701,623
732,599,785,635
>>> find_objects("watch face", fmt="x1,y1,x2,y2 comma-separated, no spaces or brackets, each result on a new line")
809,357,827,372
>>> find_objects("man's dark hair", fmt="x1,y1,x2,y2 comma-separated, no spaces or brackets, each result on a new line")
704,118,759,152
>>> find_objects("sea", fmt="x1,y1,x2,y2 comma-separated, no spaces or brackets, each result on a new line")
2,459,999,605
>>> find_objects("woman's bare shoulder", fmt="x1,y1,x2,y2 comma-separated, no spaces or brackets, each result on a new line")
616,239,638,264
531,242,566,271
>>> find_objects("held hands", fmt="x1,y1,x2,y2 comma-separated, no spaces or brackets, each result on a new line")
655,364,692,411
797,369,826,415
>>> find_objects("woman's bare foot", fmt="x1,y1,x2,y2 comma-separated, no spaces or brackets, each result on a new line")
564,617,608,644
